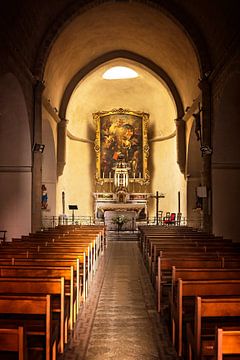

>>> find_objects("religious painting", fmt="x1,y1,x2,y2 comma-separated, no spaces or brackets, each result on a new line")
94,108,149,183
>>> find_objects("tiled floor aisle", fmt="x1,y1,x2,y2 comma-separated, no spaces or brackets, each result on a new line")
61,241,178,360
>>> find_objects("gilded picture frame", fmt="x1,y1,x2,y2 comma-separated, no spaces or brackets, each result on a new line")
93,108,149,184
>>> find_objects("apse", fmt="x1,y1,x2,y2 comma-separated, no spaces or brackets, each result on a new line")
56,59,186,219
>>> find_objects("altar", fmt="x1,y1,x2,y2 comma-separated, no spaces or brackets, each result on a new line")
104,210,136,231
93,192,150,225
93,108,151,230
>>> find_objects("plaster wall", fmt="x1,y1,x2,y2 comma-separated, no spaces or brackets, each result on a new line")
0,173,31,240
56,138,95,218
149,138,186,218
212,65,240,242
0,73,32,239
212,169,240,242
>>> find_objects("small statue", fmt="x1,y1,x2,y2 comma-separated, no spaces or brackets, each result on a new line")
41,184,48,209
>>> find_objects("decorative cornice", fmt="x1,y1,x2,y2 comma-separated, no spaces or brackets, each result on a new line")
67,130,94,144
0,166,32,173
149,131,176,143
212,162,240,170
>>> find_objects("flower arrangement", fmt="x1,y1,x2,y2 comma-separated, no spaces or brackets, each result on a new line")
111,215,129,228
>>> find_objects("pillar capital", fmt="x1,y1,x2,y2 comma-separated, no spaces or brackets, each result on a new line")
58,118,69,127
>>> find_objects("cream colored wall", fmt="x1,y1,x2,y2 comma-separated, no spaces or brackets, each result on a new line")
149,137,186,218
56,138,95,217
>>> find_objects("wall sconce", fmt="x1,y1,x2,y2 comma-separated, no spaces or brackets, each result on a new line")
32,143,45,153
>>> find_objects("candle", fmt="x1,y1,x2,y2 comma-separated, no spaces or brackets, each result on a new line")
109,172,111,179
103,172,105,179
139,172,141,178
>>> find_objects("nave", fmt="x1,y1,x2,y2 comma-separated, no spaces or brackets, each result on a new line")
62,240,178,360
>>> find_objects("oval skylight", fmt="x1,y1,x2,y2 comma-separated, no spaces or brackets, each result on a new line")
102,66,139,80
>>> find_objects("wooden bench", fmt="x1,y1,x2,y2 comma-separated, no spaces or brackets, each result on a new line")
0,264,76,332
0,294,57,360
171,279,240,357
157,257,223,312
0,277,65,354
216,328,240,360
8,236,95,283
0,325,26,360
186,297,240,360
171,267,240,304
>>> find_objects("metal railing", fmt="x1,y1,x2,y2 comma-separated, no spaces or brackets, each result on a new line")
41,215,94,229
41,215,202,230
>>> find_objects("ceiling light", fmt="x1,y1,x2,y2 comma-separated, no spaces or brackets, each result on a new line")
102,66,139,80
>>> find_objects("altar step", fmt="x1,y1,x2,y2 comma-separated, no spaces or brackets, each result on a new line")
107,231,139,242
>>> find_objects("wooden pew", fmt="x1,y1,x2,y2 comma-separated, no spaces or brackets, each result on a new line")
0,294,57,360
171,279,240,357
6,237,94,285
171,267,240,304
0,265,76,332
216,328,240,360
186,297,240,360
0,325,27,360
0,249,90,300
0,277,65,354
0,257,85,301
157,257,223,312
150,241,239,275
0,255,86,305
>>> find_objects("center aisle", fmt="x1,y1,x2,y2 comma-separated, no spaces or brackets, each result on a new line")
62,241,178,360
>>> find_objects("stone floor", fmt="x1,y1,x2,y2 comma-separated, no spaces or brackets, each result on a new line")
60,241,179,360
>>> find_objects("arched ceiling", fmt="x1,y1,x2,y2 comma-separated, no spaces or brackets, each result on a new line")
44,1,200,112
66,58,177,140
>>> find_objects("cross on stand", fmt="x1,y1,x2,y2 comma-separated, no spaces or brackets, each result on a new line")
152,191,165,225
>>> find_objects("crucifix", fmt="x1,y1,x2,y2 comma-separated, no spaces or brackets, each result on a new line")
152,191,165,225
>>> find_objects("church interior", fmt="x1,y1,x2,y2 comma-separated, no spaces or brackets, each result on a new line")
0,1,240,359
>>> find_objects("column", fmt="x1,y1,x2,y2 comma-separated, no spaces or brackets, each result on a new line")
32,80,45,233
199,75,212,233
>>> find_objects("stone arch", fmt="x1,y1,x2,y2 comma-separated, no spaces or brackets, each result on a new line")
59,51,184,120
0,73,32,240
34,0,210,80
